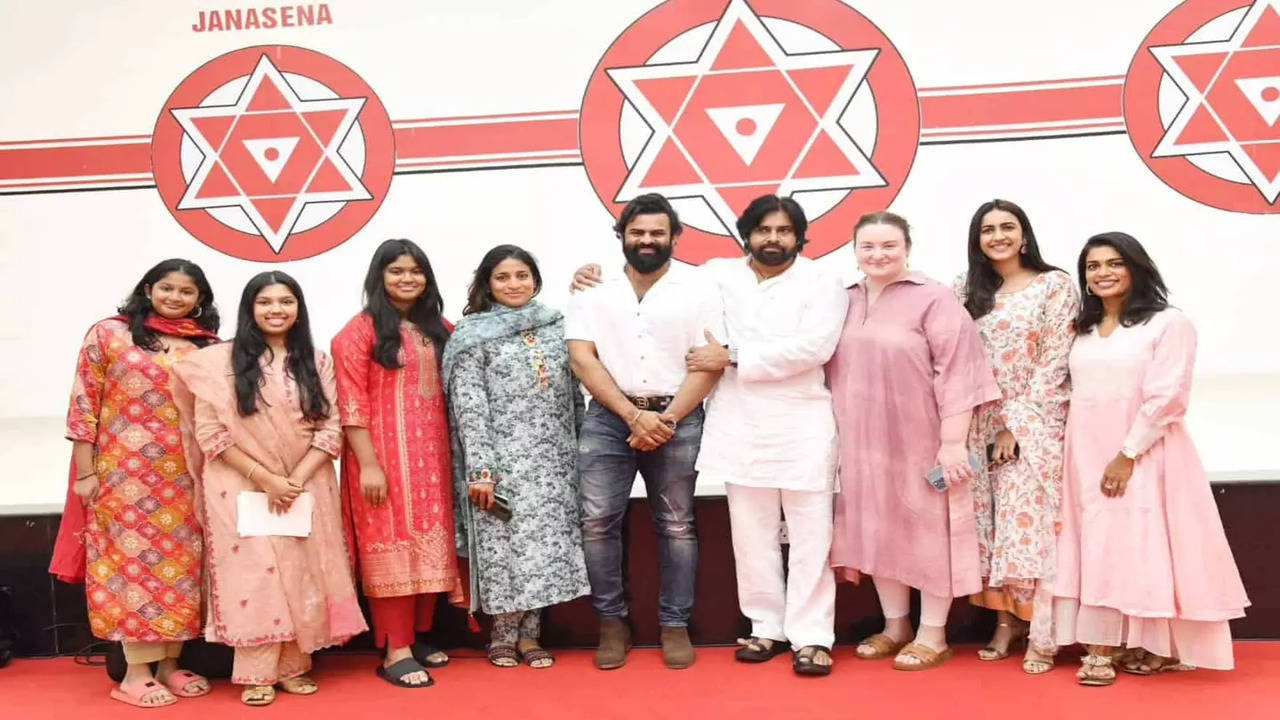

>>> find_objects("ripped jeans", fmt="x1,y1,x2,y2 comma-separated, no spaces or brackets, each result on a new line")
578,402,701,627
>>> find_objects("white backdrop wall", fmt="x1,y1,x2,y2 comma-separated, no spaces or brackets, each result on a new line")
1,0,1277,511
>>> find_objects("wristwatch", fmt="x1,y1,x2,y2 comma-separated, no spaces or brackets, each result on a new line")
1119,445,1139,460
724,344,738,367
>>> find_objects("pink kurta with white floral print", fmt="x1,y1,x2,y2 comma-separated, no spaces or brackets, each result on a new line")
953,270,1076,652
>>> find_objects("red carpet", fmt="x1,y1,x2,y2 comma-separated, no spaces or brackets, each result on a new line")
4,644,1277,719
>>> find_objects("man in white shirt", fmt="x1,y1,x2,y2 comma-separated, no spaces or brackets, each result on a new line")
565,194,724,671
685,194,849,676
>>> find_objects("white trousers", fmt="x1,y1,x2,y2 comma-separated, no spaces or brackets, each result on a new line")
725,483,835,649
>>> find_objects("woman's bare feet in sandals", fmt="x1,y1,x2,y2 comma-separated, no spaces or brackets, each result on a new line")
1077,645,1117,686
155,658,210,697
1022,646,1054,675
517,638,554,668
1121,649,1193,675
385,646,431,686
978,614,1028,660
893,624,949,669
488,643,519,668
278,675,318,695
856,616,912,659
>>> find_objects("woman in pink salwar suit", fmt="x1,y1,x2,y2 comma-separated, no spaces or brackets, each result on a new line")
828,212,1000,671
174,271,366,706
1055,233,1247,686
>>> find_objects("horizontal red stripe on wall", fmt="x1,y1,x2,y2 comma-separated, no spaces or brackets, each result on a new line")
919,82,1124,130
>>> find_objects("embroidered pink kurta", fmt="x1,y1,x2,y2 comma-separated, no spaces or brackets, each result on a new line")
1052,309,1248,669
172,343,367,652
332,313,462,600
828,273,1000,598
64,319,203,642
954,271,1077,650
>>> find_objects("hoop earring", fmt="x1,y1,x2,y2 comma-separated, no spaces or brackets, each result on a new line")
1020,244,1028,255
192,306,203,318
1085,286,1095,296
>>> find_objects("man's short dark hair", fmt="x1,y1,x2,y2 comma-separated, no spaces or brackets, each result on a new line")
735,194,808,249
613,193,683,238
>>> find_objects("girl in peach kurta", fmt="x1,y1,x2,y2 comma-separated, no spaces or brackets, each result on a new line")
1053,233,1247,686
174,272,366,705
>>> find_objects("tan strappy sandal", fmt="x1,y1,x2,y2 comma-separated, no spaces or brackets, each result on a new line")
977,621,1028,661
241,685,276,706
855,633,907,659
1077,653,1117,686
892,642,953,671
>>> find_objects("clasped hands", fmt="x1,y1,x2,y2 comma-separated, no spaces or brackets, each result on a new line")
627,409,677,451
260,470,306,515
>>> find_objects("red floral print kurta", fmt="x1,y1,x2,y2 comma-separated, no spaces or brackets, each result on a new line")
332,313,461,600
66,318,203,642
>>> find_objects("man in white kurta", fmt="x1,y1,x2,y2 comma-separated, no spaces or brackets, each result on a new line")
686,195,848,672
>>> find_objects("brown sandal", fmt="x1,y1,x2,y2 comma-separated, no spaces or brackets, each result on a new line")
1120,649,1194,676
856,633,908,660
892,642,953,671
488,643,519,668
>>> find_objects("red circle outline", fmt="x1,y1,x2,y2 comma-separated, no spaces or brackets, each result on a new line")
152,45,397,261
1123,0,1278,214
579,0,921,263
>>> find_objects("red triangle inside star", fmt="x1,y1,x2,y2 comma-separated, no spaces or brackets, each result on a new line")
1241,142,1280,182
247,77,294,112
1177,104,1229,144
307,158,356,193
788,65,855,116
716,184,781,217
249,196,297,234
302,109,354,147
1243,6,1280,48
195,163,240,199
634,76,698,125
794,132,860,179
641,139,702,186
1171,52,1228,94
711,22,775,71
191,115,237,152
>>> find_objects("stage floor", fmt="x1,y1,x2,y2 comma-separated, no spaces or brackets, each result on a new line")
4,644,1277,719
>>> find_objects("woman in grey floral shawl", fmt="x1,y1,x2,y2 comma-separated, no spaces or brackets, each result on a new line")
442,244,589,669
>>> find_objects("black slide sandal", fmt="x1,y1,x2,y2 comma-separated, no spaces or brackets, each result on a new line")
411,641,450,668
376,657,435,688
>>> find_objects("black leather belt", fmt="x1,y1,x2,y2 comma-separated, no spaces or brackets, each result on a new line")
625,395,674,412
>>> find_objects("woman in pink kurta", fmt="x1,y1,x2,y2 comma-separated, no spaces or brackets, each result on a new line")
333,239,462,688
1053,233,1247,686
173,271,366,706
953,199,1077,673
828,212,1000,671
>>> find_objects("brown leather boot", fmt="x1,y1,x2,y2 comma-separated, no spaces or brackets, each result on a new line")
594,617,632,670
660,626,695,669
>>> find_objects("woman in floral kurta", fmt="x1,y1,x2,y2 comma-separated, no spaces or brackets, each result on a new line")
54,259,220,707
442,245,589,669
953,199,1077,672
955,271,1076,656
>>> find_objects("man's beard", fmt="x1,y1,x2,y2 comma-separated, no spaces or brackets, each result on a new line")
624,243,673,273
749,242,799,267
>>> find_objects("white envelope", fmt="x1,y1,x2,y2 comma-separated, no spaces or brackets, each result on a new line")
236,491,314,538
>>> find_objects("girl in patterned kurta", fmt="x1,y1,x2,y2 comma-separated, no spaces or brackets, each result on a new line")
333,239,463,689
54,259,220,708
173,272,366,707
443,245,589,670
953,200,1077,674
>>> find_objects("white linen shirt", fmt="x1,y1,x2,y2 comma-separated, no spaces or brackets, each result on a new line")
696,256,849,492
564,263,725,397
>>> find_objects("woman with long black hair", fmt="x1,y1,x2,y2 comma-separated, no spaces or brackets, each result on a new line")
443,245,589,669
53,259,219,707
332,239,463,688
952,199,1077,674
1053,233,1247,686
173,272,365,706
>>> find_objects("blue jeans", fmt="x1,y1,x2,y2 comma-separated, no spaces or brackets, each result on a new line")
578,402,701,627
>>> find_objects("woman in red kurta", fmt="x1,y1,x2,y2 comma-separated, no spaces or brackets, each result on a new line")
53,259,220,707
333,239,463,688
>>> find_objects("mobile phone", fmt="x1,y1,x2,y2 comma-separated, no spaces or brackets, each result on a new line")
986,442,1021,463
486,492,513,522
925,452,985,492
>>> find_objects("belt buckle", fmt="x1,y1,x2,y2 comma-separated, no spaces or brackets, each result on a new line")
633,396,650,410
